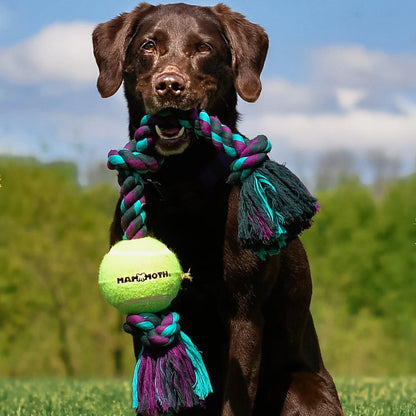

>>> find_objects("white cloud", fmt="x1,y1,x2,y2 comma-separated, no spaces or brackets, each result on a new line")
311,45,416,90
240,97,416,157
0,22,97,84
335,88,366,111
253,78,337,114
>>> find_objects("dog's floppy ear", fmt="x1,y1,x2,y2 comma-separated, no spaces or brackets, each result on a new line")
92,3,153,98
211,4,268,103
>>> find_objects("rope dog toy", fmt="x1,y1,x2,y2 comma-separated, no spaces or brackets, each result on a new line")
99,109,319,415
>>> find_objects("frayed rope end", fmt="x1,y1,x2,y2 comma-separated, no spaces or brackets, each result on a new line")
237,160,318,258
126,313,212,415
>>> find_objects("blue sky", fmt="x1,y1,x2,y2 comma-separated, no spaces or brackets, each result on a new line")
1,1,416,184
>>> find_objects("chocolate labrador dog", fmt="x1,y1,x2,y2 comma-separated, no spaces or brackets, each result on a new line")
93,3,343,415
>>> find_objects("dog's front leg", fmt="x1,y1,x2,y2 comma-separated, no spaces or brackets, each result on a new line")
221,187,272,416
221,300,264,416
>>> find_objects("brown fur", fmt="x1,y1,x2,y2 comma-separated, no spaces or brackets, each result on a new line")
93,3,343,415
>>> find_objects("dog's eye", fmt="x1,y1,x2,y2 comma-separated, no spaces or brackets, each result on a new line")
196,42,212,53
141,41,156,52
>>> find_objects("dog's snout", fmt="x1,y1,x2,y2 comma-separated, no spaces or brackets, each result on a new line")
155,73,186,96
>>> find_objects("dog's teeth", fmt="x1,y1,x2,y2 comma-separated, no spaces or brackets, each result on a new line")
178,126,185,136
155,125,163,137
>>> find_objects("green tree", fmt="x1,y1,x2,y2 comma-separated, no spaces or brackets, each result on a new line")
302,176,416,375
0,157,134,377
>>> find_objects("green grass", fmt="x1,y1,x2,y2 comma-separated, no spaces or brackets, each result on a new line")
0,377,415,415
0,379,132,416
337,376,416,416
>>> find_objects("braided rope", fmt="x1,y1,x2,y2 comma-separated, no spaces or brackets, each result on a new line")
107,109,272,240
126,312,181,348
191,111,271,182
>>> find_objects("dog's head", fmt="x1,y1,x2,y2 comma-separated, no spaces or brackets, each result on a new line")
93,3,268,156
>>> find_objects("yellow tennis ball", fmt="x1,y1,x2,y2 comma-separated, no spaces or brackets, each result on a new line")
98,237,183,314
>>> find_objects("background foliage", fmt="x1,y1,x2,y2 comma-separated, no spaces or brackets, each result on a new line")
0,156,415,377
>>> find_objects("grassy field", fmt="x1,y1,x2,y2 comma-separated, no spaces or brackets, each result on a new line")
337,377,416,415
0,377,415,415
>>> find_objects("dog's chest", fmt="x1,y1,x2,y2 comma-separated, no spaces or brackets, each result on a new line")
143,157,230,267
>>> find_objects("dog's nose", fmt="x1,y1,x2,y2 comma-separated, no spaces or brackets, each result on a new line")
155,73,186,96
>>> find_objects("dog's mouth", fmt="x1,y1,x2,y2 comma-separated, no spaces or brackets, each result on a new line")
155,125,185,141
152,109,195,156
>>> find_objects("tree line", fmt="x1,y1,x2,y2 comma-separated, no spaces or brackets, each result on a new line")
0,156,415,377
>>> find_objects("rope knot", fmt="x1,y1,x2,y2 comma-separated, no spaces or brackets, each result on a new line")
126,312,181,348
228,135,271,183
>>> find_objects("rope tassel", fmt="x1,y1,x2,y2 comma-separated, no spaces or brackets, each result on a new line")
238,161,318,259
125,313,212,414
